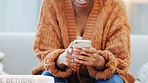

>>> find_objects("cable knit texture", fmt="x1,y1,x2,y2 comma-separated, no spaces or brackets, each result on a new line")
31,0,135,83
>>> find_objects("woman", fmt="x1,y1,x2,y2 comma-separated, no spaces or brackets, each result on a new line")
31,0,135,83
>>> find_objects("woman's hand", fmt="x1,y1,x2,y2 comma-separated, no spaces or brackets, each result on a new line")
56,42,78,70
73,47,106,70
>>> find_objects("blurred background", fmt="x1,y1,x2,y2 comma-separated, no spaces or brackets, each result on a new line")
0,0,42,75
0,0,148,82
124,0,148,34
0,0,42,32
0,0,148,34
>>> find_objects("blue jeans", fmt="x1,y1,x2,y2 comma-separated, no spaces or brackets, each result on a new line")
41,71,124,83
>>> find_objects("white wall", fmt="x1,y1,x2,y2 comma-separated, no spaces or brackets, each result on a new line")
0,0,42,32
124,1,148,34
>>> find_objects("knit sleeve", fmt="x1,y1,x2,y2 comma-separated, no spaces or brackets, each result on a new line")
31,0,76,78
87,2,131,80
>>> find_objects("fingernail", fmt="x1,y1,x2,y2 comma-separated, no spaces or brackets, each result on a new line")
69,49,72,53
82,48,86,50
72,54,75,57
73,48,77,51
74,59,77,61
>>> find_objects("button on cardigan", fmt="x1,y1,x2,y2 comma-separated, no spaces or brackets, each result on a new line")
31,0,135,83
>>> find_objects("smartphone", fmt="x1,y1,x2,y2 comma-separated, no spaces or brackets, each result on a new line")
73,40,91,48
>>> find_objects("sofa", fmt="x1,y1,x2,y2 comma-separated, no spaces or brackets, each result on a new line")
0,32,148,78
0,33,37,75
129,35,148,77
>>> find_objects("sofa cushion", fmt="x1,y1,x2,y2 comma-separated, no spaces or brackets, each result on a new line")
0,33,38,74
129,35,148,77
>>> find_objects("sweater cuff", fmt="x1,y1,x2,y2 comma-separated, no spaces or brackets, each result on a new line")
44,49,77,78
87,50,117,80
31,65,46,75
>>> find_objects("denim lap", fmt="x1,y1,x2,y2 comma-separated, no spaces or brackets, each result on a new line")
41,71,123,83
94,74,124,83
41,71,68,83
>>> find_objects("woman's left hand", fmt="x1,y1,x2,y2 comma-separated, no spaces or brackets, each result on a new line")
73,47,105,70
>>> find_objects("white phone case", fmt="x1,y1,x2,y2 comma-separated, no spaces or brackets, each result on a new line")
73,40,91,48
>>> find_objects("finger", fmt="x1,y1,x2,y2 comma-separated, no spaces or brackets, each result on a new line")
66,59,77,66
74,59,92,66
67,47,73,54
73,48,81,52
67,48,81,57
65,42,73,52
74,54,90,61
66,52,75,59
69,42,73,48
72,51,80,55
80,50,93,57
81,47,89,51
82,47,97,53
66,58,75,63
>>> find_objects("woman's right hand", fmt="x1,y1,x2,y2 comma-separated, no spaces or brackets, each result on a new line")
56,42,80,70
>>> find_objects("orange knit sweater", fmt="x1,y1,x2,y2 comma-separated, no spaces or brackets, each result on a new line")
31,0,135,83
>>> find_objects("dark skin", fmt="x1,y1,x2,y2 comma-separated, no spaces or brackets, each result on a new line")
56,0,106,71
72,0,94,36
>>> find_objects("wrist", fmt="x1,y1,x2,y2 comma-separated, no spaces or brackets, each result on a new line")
56,52,66,70
57,52,65,65
95,55,106,71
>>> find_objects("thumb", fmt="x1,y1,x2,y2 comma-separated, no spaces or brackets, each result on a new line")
65,42,73,52
69,42,73,48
